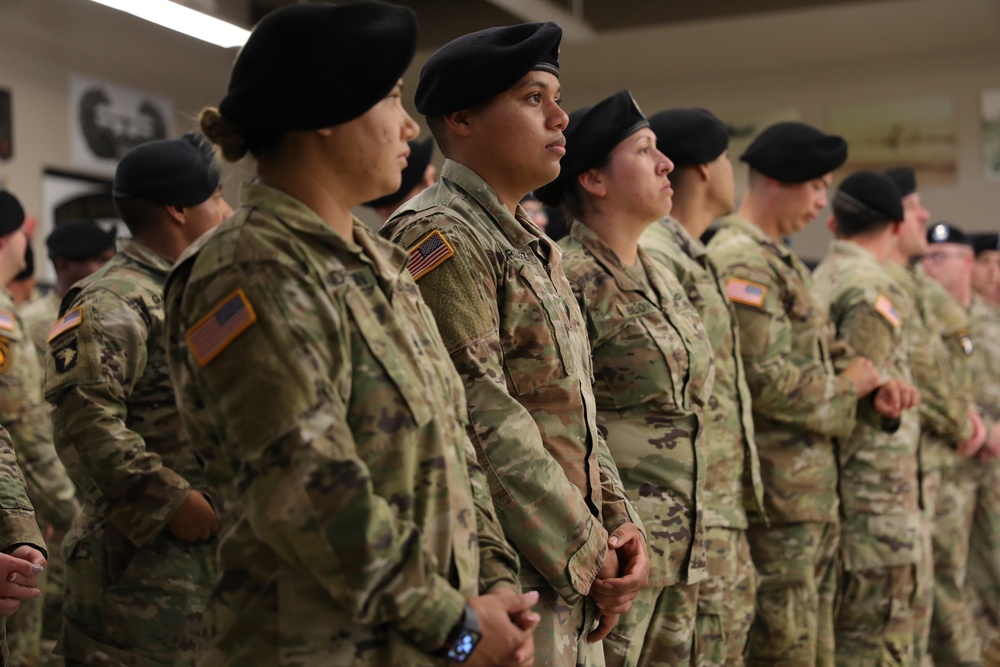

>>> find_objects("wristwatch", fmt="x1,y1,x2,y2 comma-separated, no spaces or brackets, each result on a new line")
442,603,482,663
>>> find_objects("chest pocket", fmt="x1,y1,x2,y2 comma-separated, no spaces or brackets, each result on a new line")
500,263,571,396
344,287,433,430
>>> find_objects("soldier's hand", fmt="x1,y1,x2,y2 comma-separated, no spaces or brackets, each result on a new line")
977,423,1000,461
873,379,920,419
0,551,44,617
958,410,988,458
587,613,619,643
841,357,881,398
466,589,538,667
589,524,647,615
167,490,219,543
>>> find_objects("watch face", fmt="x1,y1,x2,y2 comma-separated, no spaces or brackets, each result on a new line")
447,629,482,663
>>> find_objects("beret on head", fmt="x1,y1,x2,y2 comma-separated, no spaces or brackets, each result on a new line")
884,167,917,197
416,22,561,116
535,90,648,207
927,222,972,246
741,121,847,183
113,133,221,207
971,232,1000,256
364,138,435,209
220,1,417,131
46,218,117,260
0,191,24,236
834,171,903,222
648,108,729,167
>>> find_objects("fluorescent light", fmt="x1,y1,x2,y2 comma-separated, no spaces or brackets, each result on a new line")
87,0,250,48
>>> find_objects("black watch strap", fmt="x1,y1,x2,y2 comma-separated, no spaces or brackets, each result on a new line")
443,602,482,663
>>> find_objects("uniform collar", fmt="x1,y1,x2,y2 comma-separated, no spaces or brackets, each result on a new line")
661,216,708,262
570,219,654,296
718,213,794,260
117,238,174,275
825,238,881,266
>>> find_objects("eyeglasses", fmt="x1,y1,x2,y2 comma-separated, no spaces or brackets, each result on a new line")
922,250,970,263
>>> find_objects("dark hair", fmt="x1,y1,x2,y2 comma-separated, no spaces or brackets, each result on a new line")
200,107,285,162
832,193,894,237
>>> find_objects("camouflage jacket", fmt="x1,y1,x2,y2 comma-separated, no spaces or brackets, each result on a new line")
381,159,641,601
813,241,921,570
20,291,60,364
641,216,766,528
0,289,78,539
559,220,710,586
970,295,1000,424
707,215,861,524
45,240,208,547
165,182,519,665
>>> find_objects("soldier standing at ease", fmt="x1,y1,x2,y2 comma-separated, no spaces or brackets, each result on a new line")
812,172,922,664
382,23,648,666
167,3,538,665
43,134,230,666
640,108,766,665
708,122,914,667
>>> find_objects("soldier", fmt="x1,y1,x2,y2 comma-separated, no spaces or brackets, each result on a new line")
381,23,648,666
43,133,231,666
707,122,914,667
21,219,116,359
813,172,923,664
921,222,993,666
167,3,538,665
0,191,78,667
363,137,437,223
7,244,36,308
882,166,981,663
640,108,766,666
534,90,712,666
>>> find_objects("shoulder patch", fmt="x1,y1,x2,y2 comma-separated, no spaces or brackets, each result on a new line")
0,311,13,332
47,307,83,342
186,289,257,367
873,294,901,330
407,230,455,281
726,278,767,307
0,338,9,374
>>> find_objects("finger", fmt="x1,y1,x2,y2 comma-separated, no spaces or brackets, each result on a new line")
511,610,541,630
513,637,535,664
0,598,20,617
587,614,617,643
0,582,40,601
501,590,540,614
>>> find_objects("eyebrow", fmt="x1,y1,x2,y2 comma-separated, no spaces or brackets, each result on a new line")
519,79,560,95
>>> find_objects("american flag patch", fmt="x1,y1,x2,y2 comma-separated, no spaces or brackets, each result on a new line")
874,294,901,329
47,307,82,342
0,311,13,331
185,289,257,367
407,230,454,281
726,278,767,307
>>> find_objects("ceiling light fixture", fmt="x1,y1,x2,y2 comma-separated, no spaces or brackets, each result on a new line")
87,0,250,48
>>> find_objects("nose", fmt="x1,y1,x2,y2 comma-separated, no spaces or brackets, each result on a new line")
655,149,673,175
402,108,419,141
550,101,569,131
220,198,234,218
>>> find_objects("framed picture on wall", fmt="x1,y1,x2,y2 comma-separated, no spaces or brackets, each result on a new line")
983,89,1000,182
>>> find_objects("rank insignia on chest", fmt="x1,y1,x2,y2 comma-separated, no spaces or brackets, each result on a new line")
874,294,901,329
186,289,257,367
47,307,83,342
51,337,78,374
0,311,13,332
725,278,767,307
407,230,454,281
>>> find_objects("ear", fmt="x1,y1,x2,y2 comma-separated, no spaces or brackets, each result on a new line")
443,110,473,138
825,214,836,234
578,168,607,198
696,163,711,183
163,205,187,226
890,220,903,237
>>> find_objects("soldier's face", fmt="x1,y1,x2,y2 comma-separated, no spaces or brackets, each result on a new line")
897,193,929,258
594,128,674,223
921,242,973,288
185,188,232,239
774,175,830,236
972,250,1000,298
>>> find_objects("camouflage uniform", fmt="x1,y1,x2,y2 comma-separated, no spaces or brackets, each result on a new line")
44,240,217,667
967,296,1000,644
382,160,642,667
641,216,766,666
708,215,876,667
20,292,60,364
560,220,712,667
0,289,79,667
920,274,983,666
887,260,974,663
164,182,520,666
813,241,922,666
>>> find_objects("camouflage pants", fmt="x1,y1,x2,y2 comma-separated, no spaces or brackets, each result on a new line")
968,456,1000,645
912,467,940,664
745,521,839,667
929,462,982,666
695,527,756,667
985,630,1000,667
834,564,916,666
604,581,699,667
526,585,606,667
60,518,215,667
8,532,70,667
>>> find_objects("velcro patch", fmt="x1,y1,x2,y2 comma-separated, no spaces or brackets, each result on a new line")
726,278,767,307
407,230,454,281
873,294,901,329
186,289,257,367
0,311,13,332
47,307,83,342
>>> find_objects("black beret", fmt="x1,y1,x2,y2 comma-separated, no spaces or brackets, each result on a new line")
834,171,903,222
648,108,729,167
0,191,25,236
535,90,648,207
884,167,917,197
416,22,561,116
113,133,221,207
13,244,33,281
971,232,1000,256
927,222,972,246
46,219,117,260
741,121,847,183
220,2,417,131
364,138,435,209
